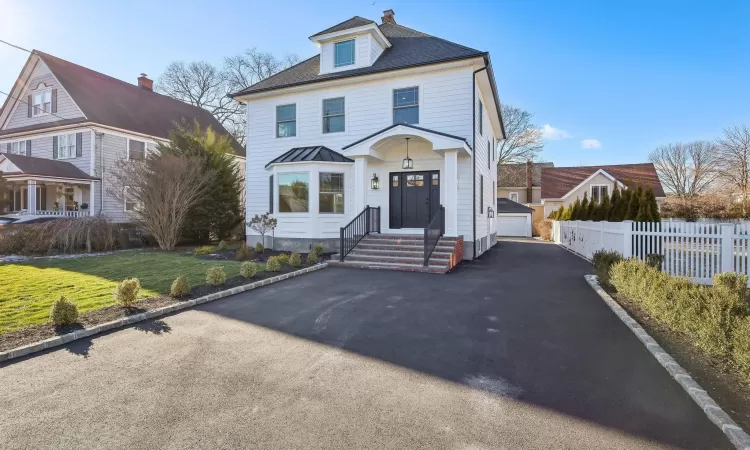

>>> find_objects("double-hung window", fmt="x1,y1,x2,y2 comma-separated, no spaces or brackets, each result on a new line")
334,39,355,67
276,104,297,137
8,141,29,155
32,90,51,116
322,97,345,133
57,133,76,159
278,172,309,212
393,87,419,125
128,140,146,160
591,185,609,204
319,173,344,214
124,187,140,212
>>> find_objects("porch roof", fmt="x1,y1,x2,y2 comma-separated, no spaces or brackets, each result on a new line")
265,146,353,168
0,154,99,181
342,124,469,150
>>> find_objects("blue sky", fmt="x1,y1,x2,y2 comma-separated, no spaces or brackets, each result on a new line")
1,0,748,167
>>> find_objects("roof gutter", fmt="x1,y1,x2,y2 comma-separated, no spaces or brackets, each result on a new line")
472,66,487,260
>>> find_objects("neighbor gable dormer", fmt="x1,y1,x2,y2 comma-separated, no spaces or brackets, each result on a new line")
309,15,392,75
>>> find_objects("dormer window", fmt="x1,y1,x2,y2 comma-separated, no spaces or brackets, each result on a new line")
334,39,355,67
32,90,52,116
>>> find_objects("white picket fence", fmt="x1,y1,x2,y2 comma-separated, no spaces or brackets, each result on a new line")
552,220,750,285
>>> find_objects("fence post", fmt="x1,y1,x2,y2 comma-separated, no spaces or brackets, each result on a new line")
720,223,734,273
622,220,633,258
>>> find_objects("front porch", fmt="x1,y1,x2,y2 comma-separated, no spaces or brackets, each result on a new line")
4,179,94,219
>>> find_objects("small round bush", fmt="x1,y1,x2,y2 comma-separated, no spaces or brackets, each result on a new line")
289,252,301,268
114,278,141,307
50,296,79,325
216,240,228,252
266,256,282,272
240,261,258,278
312,244,324,257
235,243,253,261
171,276,190,298
276,253,290,265
206,266,227,286
307,251,319,265
194,245,214,256
255,242,264,254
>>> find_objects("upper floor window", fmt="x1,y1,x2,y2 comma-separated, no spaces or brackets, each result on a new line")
33,90,52,116
6,140,29,156
322,97,345,133
128,139,146,160
591,185,609,204
509,192,519,203
393,87,419,125
276,104,297,137
478,101,483,135
57,133,76,159
334,39,355,67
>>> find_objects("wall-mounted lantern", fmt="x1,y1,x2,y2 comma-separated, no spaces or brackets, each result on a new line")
402,137,413,170
371,173,380,190
487,207,495,218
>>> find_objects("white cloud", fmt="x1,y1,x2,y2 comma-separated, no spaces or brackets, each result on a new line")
581,139,602,150
540,124,571,141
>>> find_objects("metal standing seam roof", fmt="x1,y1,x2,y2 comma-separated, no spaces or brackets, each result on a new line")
265,146,354,168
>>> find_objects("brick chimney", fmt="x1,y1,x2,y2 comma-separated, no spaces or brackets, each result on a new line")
137,73,153,91
381,9,396,24
526,160,533,204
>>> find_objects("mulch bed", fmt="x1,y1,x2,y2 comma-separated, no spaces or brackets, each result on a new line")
194,248,334,263
603,285,750,432
0,262,321,354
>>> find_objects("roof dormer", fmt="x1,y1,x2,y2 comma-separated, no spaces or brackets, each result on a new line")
309,14,393,75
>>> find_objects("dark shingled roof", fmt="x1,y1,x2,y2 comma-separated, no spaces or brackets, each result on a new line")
310,16,376,38
2,153,98,180
232,21,486,97
497,198,533,213
10,51,245,156
266,146,354,168
541,163,665,199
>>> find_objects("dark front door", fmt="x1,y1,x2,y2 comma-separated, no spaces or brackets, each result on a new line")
389,171,440,229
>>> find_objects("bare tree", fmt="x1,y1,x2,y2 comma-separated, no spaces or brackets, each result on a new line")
109,154,215,251
496,104,544,167
648,141,719,197
716,125,750,211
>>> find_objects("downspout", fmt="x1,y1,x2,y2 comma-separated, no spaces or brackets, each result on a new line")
472,66,487,259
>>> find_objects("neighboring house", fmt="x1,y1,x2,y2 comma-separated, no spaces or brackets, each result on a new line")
0,51,245,222
231,10,504,261
540,163,666,217
498,161,553,205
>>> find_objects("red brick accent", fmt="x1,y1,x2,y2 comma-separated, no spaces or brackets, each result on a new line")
381,9,396,24
137,73,153,91
449,236,464,269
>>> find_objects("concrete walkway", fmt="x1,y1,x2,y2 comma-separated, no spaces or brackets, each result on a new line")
0,240,731,449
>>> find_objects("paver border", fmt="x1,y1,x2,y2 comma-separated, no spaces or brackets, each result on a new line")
0,263,328,364
585,274,750,450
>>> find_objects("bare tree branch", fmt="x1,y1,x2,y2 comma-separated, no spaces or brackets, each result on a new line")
716,125,750,211
648,141,719,196
496,104,544,167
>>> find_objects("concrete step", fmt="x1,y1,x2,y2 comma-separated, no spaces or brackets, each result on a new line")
328,260,449,274
355,243,455,252
349,248,453,259
359,237,458,246
345,253,451,265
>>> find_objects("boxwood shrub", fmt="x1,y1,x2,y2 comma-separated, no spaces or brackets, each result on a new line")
592,250,623,287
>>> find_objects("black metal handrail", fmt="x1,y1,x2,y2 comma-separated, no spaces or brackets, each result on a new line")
340,205,381,261
424,205,445,266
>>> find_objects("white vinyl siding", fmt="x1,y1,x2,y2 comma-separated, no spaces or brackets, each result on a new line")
473,83,498,257
0,130,91,174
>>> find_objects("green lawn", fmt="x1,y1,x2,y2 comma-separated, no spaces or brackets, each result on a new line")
0,250,256,335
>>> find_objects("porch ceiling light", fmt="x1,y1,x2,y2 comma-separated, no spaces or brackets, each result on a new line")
402,137,413,170
371,173,380,190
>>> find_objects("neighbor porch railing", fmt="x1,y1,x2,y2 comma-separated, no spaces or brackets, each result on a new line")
340,205,381,261
16,210,90,218
424,205,445,266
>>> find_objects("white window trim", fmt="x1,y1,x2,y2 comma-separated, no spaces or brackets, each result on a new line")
123,186,141,212
322,97,346,134
319,172,345,215
127,138,148,161
6,140,29,155
31,84,52,117
509,192,519,203
590,184,609,203
275,103,298,138
392,86,420,125
57,133,77,160
277,171,310,214
333,38,356,68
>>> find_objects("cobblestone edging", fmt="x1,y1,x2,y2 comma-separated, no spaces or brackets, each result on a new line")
0,263,328,364
585,274,750,450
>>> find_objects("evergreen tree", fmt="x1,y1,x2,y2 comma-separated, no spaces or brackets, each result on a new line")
596,192,611,221
642,187,660,221
625,185,642,221
570,198,582,220
608,184,621,221
586,194,597,219
551,205,564,220
616,188,631,222
579,193,590,220
562,203,573,220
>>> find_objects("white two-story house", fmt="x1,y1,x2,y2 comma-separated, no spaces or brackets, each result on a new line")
231,10,505,270
0,50,244,223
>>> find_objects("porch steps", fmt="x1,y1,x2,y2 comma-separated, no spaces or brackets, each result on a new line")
328,234,460,274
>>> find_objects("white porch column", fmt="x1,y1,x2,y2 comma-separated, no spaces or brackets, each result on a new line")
27,180,37,214
353,156,368,213
444,149,459,237
89,181,96,216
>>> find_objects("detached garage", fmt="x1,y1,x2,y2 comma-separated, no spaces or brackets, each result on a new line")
496,198,533,237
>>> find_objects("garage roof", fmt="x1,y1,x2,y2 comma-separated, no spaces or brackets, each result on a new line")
496,198,533,213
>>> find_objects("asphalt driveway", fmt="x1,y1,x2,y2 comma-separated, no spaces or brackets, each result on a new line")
0,239,731,449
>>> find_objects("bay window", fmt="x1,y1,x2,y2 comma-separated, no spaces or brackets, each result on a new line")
319,173,344,214
278,172,309,212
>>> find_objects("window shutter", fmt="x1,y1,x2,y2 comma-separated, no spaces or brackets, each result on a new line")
27,95,32,118
51,89,58,114
76,132,83,157
487,141,490,169
52,136,58,159
5,143,10,154
269,175,274,213
26,140,31,156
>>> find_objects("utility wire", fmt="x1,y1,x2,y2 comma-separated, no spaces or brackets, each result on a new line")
0,38,31,53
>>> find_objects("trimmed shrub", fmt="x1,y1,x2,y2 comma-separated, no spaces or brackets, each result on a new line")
206,266,227,286
266,256,282,272
307,251,319,265
713,272,749,299
114,278,141,307
216,240,228,252
732,317,750,378
276,253,290,265
255,242,264,254
171,276,190,298
592,250,623,287
49,296,79,325
533,219,553,241
289,252,301,268
312,244,324,257
194,245,214,255
645,254,664,270
235,242,253,261
240,261,257,278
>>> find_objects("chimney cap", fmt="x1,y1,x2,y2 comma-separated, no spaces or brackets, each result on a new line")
381,9,396,24
139,73,148,78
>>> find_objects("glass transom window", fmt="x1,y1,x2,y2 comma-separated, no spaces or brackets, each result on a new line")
393,87,419,125
334,39,355,67
278,172,309,213
319,173,344,214
323,98,345,133
276,104,297,137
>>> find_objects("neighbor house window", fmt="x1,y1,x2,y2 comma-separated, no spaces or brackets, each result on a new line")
124,187,140,212
323,97,345,133
7,140,29,155
479,101,483,135
393,87,419,125
128,140,146,160
278,172,309,212
57,133,76,159
591,185,609,204
32,90,51,116
334,39,355,67
509,192,519,203
319,172,344,214
276,104,297,137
